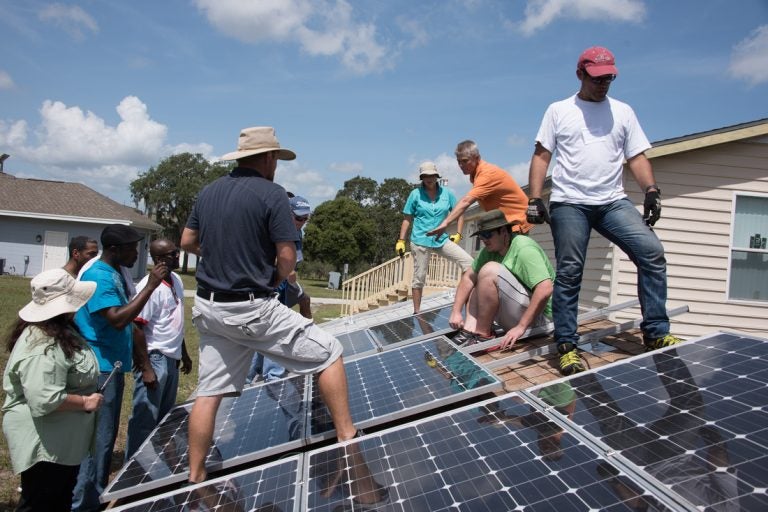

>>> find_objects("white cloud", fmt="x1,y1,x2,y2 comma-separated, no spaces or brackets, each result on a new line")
0,96,212,202
194,0,392,74
329,161,364,174
275,161,338,205
729,25,768,86
0,70,15,89
517,0,646,36
504,161,531,187
38,3,99,40
506,134,528,147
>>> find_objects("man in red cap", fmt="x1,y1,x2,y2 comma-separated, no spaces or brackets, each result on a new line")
526,46,680,376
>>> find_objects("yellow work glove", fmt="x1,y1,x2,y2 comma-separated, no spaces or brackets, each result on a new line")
395,239,406,257
449,233,462,243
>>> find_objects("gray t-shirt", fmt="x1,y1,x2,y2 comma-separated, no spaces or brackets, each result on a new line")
187,168,298,294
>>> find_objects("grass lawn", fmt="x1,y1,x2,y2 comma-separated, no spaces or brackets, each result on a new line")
0,273,343,510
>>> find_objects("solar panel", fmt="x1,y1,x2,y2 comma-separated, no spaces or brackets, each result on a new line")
308,336,501,441
335,328,379,357
105,336,499,502
102,376,309,502
538,332,768,512
304,394,669,511
367,305,453,348
109,455,302,512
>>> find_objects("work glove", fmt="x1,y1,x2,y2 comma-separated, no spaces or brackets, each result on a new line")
395,239,406,257
526,198,550,224
643,189,661,226
449,233,462,244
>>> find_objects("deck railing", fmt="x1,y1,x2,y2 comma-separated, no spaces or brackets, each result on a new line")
341,252,464,316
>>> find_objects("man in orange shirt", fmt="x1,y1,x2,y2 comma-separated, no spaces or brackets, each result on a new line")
428,140,531,238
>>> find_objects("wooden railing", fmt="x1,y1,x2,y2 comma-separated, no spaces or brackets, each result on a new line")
341,252,464,316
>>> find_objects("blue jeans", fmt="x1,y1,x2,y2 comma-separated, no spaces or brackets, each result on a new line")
246,353,285,383
550,198,669,347
124,352,180,461
71,372,125,512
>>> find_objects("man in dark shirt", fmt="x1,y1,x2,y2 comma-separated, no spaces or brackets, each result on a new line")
181,126,359,484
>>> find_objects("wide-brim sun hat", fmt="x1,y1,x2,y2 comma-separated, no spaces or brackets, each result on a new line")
418,161,440,178
470,209,513,237
19,268,96,323
220,126,296,161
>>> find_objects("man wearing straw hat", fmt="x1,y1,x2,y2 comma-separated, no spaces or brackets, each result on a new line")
181,126,361,484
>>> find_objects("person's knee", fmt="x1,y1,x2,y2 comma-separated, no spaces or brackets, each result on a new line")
477,261,502,282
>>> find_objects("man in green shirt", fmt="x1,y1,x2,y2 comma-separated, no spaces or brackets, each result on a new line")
449,209,554,350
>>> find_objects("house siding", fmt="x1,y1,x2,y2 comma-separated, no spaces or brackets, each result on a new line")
612,139,768,338
0,216,152,280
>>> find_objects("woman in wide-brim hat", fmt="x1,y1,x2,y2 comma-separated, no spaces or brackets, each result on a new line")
2,268,104,512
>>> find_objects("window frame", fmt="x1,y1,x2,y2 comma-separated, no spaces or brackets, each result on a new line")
726,191,768,304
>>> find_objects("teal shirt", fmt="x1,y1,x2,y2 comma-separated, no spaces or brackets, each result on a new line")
402,185,458,248
2,325,99,474
472,235,555,318
75,260,132,372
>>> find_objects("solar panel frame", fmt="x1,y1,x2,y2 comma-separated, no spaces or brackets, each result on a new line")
306,336,502,443
366,305,455,350
108,454,304,512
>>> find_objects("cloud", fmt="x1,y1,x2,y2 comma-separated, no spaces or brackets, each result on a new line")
329,161,364,174
0,70,14,89
729,25,768,86
194,0,392,74
0,96,212,202
517,0,646,36
38,3,99,40
506,134,528,147
275,161,338,205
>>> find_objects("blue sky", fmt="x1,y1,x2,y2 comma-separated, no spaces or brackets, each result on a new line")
1,0,767,207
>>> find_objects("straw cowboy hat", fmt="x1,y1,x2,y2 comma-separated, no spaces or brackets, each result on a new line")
220,126,296,161
19,268,96,323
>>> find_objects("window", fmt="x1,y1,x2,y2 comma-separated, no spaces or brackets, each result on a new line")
728,193,768,302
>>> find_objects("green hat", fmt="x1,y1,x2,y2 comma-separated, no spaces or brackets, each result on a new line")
470,209,512,237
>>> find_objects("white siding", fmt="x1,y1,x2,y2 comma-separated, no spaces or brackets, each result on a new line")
613,139,768,338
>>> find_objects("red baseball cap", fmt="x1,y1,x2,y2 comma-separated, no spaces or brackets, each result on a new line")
578,46,618,76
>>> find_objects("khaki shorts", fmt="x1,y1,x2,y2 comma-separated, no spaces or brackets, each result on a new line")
411,241,473,289
495,265,551,331
192,295,343,396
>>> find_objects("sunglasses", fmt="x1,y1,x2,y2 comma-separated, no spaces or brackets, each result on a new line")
294,215,309,222
585,72,616,84
478,229,497,240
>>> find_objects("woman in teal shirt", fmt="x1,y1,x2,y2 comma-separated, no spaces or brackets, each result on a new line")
397,161,474,313
3,268,104,512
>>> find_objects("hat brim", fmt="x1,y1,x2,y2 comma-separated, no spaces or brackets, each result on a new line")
220,147,296,161
420,173,441,179
585,64,618,76
292,207,311,217
18,281,96,323
470,220,512,237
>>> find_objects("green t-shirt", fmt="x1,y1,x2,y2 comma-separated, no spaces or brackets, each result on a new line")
472,235,555,318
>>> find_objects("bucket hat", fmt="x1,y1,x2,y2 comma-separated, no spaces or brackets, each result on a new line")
19,268,96,322
220,126,296,161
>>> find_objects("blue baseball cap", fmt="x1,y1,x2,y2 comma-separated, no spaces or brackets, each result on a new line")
289,195,311,217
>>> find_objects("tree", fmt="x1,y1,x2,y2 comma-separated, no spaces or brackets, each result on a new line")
375,178,414,210
371,178,415,263
335,176,378,206
303,197,377,271
130,153,230,272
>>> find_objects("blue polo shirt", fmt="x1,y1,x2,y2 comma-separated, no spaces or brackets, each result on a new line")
402,185,458,248
74,260,132,373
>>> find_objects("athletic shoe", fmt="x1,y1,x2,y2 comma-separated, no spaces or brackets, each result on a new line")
644,334,683,352
557,342,585,376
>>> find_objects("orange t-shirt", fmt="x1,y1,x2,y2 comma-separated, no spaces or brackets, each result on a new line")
468,160,532,233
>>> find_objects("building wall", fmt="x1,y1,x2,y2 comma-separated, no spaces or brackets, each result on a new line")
0,216,153,280
613,138,768,338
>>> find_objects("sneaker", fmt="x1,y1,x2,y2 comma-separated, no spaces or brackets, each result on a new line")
644,334,683,352
452,329,477,346
558,343,585,376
